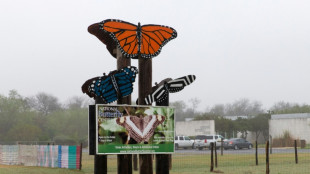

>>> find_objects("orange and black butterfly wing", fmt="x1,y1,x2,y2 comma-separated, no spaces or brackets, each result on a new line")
99,19,140,59
140,25,177,58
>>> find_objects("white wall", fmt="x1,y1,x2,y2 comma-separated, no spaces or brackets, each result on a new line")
176,120,215,136
269,118,310,142
239,131,266,144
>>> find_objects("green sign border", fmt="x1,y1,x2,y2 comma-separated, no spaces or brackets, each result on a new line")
96,104,175,155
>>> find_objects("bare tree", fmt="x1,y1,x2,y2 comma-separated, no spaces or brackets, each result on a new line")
65,96,94,109
225,98,263,116
26,92,62,115
208,104,225,116
188,98,201,114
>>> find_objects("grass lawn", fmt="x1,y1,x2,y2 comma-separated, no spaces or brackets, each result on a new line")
1,152,309,174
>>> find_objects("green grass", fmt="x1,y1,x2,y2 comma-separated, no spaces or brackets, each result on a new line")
1,152,310,174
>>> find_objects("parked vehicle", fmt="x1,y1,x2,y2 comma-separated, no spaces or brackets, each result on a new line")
193,135,225,150
174,136,194,150
223,138,253,150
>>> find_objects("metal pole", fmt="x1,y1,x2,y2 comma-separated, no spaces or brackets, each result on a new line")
79,143,83,170
255,141,258,166
210,142,214,172
266,141,270,174
215,142,218,168
269,135,272,154
294,140,298,164
221,138,223,156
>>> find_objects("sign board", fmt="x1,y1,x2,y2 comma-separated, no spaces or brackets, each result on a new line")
96,104,175,154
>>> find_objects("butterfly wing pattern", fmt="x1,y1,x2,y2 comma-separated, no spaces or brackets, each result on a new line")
99,19,177,59
116,115,165,143
145,75,196,105
82,66,138,103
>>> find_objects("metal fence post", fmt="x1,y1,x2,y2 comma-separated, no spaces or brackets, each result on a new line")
294,140,298,164
255,141,258,166
266,141,270,174
210,142,214,172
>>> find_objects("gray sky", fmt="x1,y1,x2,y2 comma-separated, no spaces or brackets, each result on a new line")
1,0,310,111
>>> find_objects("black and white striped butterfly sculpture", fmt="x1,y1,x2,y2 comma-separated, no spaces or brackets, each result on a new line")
144,75,196,104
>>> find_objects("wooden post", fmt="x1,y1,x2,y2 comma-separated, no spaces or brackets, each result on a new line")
79,143,83,170
210,142,214,172
221,138,223,156
116,48,133,174
294,140,298,164
138,58,153,174
269,135,272,154
215,142,218,168
133,155,138,171
255,141,258,166
155,93,169,174
88,105,96,155
266,141,270,174
156,154,170,173
169,154,172,170
95,98,108,174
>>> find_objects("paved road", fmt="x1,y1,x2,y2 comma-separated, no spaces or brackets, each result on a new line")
175,148,310,154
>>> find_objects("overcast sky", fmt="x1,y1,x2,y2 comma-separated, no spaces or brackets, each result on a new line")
1,0,310,111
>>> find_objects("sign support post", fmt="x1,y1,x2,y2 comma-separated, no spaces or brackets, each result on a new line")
155,93,170,174
138,58,153,174
94,98,107,174
116,48,133,174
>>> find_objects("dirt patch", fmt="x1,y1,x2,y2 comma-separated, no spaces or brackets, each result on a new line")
0,164,24,168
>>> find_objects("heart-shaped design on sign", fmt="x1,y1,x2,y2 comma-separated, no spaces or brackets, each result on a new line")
116,115,165,143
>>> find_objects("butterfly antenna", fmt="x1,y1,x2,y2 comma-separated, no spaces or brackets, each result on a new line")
125,135,130,145
124,107,130,116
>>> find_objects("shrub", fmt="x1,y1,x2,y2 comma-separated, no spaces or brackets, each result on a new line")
272,130,299,147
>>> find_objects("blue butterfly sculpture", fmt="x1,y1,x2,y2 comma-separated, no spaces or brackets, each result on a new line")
144,75,196,104
82,66,138,103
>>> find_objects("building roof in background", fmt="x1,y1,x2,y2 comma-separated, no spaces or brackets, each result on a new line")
223,116,253,120
271,113,310,119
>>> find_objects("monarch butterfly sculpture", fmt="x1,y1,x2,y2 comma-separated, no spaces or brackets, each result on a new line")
82,66,138,104
144,75,196,104
99,19,177,59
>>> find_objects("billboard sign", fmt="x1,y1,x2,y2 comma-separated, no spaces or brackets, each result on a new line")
96,104,175,154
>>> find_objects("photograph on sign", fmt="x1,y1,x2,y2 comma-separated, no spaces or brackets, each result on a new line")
96,104,175,154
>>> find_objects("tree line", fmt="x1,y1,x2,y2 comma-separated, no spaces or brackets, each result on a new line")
1,90,310,144
0,90,93,145
171,98,310,141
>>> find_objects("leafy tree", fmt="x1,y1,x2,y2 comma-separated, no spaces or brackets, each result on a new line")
47,107,88,144
248,114,270,141
194,112,219,120
215,117,236,138
0,90,30,141
7,123,42,141
234,117,250,139
270,101,310,114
